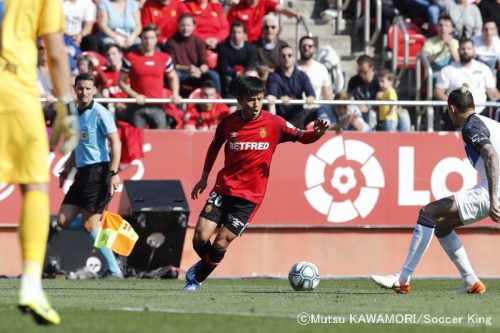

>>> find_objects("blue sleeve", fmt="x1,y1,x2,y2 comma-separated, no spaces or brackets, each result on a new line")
98,106,117,136
302,72,315,98
462,115,491,155
121,57,131,73
266,73,280,97
129,0,139,12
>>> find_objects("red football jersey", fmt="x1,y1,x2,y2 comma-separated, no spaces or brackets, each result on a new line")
122,50,174,98
227,0,278,42
96,67,128,98
141,0,189,43
203,111,319,204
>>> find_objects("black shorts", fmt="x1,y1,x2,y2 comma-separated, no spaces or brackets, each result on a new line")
199,191,259,236
63,162,110,213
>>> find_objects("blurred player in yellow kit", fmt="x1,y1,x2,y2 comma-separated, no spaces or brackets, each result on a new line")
0,0,79,325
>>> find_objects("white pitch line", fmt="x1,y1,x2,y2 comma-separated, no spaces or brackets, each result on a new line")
116,307,296,319
114,308,499,328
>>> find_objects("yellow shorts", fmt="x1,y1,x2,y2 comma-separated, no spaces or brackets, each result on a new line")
0,110,49,184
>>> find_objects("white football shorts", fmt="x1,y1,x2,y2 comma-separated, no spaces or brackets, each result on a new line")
455,179,491,226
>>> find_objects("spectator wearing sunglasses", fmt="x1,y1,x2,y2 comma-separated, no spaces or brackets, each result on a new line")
254,14,288,81
266,45,316,129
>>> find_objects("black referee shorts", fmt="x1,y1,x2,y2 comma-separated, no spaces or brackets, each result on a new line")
63,162,110,214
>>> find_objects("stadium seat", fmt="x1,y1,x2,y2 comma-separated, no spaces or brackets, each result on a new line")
162,88,184,129
387,21,426,70
206,49,218,69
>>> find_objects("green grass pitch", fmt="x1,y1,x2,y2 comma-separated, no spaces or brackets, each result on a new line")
0,278,498,332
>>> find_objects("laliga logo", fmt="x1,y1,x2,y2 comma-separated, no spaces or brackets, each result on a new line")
304,136,385,223
0,183,15,202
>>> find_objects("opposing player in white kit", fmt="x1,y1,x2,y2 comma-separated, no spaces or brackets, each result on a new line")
371,83,500,294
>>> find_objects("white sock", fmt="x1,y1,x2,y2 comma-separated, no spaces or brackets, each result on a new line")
399,224,434,283
20,261,43,298
438,230,478,286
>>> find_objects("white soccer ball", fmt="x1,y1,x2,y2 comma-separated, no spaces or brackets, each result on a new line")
288,261,320,291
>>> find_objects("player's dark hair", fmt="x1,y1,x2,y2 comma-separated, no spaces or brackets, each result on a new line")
75,73,96,86
178,13,195,25
230,20,247,33
104,43,123,54
299,35,315,48
459,37,474,47
201,80,217,90
378,69,394,82
357,54,374,67
448,83,475,113
438,14,455,28
141,24,160,37
236,77,265,100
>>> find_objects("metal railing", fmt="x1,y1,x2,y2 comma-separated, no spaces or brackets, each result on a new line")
335,0,354,34
363,0,382,54
44,97,500,132
51,97,499,108
295,18,312,51
391,15,409,79
415,52,434,131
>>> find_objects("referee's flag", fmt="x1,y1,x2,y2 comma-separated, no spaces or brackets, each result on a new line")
93,211,139,256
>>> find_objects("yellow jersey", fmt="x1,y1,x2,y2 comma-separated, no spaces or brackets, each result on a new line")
378,87,398,121
0,0,64,113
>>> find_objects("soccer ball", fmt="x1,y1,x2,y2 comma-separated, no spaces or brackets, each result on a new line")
288,261,320,291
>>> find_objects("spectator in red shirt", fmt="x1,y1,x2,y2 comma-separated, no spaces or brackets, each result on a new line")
184,80,229,130
185,0,229,50
96,43,129,118
164,14,222,96
227,0,303,42
119,24,181,129
141,0,189,45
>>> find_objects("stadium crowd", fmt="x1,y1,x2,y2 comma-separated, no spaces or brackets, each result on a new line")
38,0,500,132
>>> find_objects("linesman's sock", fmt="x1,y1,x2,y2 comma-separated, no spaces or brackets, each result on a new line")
89,229,123,277
19,191,49,298
194,246,226,283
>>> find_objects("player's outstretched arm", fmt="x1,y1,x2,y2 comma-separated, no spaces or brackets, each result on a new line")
43,32,79,155
296,119,329,144
312,119,329,137
480,143,500,222
192,123,226,199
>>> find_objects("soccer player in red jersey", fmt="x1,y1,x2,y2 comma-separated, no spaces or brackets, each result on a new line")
183,76,328,290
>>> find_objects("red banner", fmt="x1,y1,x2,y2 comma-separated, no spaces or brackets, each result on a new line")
0,131,491,227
